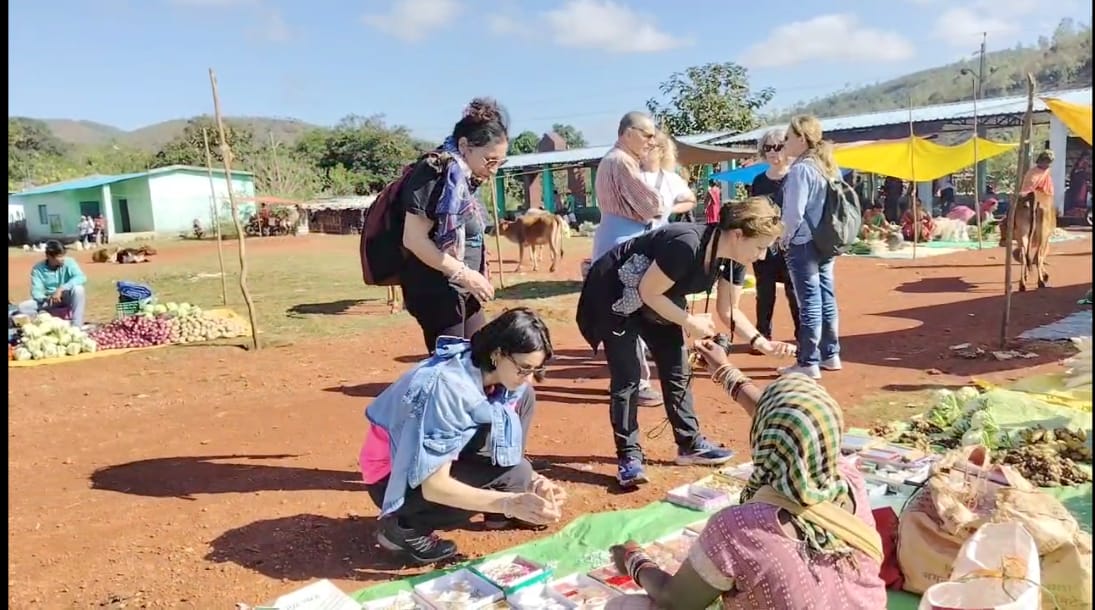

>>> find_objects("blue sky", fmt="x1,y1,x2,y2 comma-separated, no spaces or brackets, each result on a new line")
9,0,1089,146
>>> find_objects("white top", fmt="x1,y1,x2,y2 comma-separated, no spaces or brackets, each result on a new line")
641,170,692,228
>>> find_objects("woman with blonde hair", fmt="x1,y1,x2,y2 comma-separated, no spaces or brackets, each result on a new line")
749,128,799,352
576,197,795,487
779,114,842,380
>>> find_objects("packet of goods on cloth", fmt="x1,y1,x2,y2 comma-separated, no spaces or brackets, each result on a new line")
918,522,1041,610
897,445,1093,609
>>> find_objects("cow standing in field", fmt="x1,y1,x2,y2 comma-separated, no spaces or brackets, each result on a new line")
1003,150,1057,292
499,212,565,272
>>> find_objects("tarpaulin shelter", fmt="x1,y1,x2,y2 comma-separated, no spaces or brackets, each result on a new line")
832,136,1016,182
672,138,755,165
1042,97,1093,145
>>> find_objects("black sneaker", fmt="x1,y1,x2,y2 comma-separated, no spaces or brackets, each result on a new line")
376,517,458,565
482,514,548,531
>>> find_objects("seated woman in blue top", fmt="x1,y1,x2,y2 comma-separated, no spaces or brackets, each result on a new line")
17,240,88,328
360,307,566,564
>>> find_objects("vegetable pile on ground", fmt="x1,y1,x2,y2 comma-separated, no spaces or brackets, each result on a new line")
870,386,1092,487
11,312,98,361
140,301,248,343
89,316,173,350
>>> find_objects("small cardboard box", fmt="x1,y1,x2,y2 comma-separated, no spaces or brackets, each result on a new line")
587,564,643,595
470,555,551,596
548,573,619,607
361,591,431,610
413,568,504,610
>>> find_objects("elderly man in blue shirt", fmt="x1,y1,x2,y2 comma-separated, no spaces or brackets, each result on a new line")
18,240,89,328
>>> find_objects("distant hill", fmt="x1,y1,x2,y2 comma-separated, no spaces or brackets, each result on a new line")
784,21,1092,119
35,116,319,150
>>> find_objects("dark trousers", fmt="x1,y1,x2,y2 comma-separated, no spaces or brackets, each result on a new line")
752,250,800,340
602,317,700,460
402,285,486,354
366,388,537,534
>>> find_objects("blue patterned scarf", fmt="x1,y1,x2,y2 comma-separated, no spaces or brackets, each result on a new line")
434,137,484,262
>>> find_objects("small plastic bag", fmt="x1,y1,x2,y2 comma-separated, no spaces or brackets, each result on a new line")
918,522,1041,610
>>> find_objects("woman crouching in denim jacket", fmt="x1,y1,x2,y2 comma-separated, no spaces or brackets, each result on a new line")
779,115,843,380
359,308,566,564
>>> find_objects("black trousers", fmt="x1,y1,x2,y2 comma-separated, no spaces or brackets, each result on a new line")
402,284,486,354
752,250,800,340
366,388,537,534
601,317,700,460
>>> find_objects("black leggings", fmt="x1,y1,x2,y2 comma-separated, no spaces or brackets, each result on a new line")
402,286,486,354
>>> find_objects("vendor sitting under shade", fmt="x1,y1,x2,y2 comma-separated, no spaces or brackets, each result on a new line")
17,240,88,328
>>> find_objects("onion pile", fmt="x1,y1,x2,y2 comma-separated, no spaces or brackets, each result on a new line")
89,316,173,350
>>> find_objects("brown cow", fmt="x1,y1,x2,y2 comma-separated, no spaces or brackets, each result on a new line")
1003,152,1057,292
499,213,565,272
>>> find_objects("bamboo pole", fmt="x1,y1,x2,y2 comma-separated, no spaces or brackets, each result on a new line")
488,174,507,289
202,128,229,306
908,98,919,260
971,79,984,250
208,68,261,350
1001,74,1036,348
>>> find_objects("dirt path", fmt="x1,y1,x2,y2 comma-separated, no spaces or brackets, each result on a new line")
7,234,1092,608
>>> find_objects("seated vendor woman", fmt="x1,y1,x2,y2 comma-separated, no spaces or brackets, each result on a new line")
360,307,567,564
609,341,886,610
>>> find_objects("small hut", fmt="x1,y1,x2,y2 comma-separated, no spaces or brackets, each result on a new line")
300,196,378,235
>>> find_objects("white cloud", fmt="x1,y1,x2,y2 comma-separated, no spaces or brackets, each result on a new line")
542,0,687,53
739,14,915,69
362,0,462,43
486,14,527,37
933,8,1018,45
168,0,259,6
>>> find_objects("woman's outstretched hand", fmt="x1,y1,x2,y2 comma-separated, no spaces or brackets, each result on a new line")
610,541,644,576
755,338,797,358
693,339,731,375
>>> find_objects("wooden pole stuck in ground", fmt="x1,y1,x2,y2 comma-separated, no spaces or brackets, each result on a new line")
202,128,230,306
488,176,507,289
208,68,261,350
907,98,919,260
1001,74,1037,348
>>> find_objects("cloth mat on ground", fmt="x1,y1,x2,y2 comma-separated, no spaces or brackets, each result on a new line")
1019,310,1094,341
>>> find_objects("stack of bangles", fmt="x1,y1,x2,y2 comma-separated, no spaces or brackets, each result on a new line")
623,548,657,588
713,364,752,401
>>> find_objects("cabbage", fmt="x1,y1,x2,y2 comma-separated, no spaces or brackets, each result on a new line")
955,386,979,405
30,349,44,360
926,389,962,428
37,312,53,321
41,335,59,347
13,347,31,361
82,339,97,353
65,343,82,356
42,345,59,359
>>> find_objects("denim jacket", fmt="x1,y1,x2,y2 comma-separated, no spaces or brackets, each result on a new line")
365,337,526,516
780,159,829,248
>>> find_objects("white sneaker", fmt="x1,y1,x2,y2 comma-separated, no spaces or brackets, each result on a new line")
778,364,822,380
820,357,842,371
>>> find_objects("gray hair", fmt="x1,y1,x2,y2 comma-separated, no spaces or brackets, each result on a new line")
618,111,653,137
757,127,787,156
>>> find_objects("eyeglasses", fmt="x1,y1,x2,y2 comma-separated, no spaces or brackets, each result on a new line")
507,355,547,378
630,126,656,140
483,156,508,169
763,144,783,153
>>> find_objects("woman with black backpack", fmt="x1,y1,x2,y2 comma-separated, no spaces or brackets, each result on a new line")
396,98,509,354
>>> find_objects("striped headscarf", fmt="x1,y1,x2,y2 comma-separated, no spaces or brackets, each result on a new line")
741,373,852,556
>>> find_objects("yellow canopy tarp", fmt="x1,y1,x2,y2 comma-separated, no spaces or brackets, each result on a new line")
833,136,1017,182
1042,97,1093,146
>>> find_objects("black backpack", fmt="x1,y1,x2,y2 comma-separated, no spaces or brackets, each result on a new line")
806,173,862,259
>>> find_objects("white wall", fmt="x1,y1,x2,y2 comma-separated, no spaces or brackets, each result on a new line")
8,199,25,223
146,169,256,233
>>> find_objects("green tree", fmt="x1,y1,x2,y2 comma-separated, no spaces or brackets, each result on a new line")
646,62,775,135
152,116,257,169
71,143,153,175
551,123,588,148
8,117,74,190
293,114,426,195
508,131,540,155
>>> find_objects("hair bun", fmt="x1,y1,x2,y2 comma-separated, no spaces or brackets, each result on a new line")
464,97,501,121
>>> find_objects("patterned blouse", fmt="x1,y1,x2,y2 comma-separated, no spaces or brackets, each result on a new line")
687,460,887,609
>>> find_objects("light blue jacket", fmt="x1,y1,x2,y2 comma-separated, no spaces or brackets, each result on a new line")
365,337,526,516
592,212,652,261
780,159,830,248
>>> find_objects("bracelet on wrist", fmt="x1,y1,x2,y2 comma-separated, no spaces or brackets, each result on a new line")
749,333,763,348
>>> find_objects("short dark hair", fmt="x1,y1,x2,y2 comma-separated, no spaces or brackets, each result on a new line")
470,307,553,381
708,179,716,187
45,240,65,256
452,97,510,148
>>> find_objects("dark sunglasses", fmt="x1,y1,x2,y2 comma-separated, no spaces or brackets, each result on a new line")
763,144,783,153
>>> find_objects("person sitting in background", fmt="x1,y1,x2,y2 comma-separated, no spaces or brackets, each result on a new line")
360,308,566,564
94,215,107,245
18,240,88,328
609,341,886,609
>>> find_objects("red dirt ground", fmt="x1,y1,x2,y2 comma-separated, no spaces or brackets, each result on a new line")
7,233,1093,608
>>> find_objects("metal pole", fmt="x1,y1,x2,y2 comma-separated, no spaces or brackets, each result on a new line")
971,77,984,249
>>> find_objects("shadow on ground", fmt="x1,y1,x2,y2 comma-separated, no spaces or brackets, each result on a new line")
287,299,374,316
90,454,363,499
